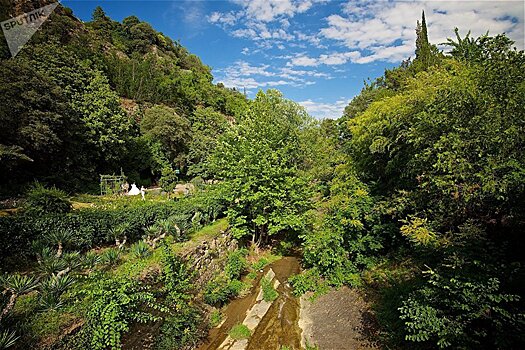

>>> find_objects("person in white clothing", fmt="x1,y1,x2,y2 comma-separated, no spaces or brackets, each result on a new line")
128,183,140,195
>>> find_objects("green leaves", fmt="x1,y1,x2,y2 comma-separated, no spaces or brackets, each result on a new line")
0,274,39,295
85,278,159,350
209,90,312,243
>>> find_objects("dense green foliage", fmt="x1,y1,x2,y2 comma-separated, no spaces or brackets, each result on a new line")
0,191,224,268
286,14,525,349
0,3,247,193
203,249,249,306
23,183,72,215
209,90,312,244
317,19,524,349
1,3,524,349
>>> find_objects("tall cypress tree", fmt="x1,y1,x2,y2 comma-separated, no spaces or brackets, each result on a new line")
415,10,431,69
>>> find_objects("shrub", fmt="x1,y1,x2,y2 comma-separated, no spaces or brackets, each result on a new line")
203,275,232,306
225,248,248,280
261,277,278,302
227,279,246,297
209,310,222,328
228,324,250,340
83,278,161,350
252,257,269,271
23,183,72,215
101,249,120,266
130,241,151,259
399,266,523,348
160,243,193,305
154,306,204,350
289,268,329,298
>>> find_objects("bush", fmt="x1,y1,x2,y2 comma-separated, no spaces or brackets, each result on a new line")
203,275,245,306
209,310,222,328
24,183,72,215
289,268,329,298
228,324,250,340
130,241,151,259
155,306,204,350
83,278,160,350
224,248,248,280
261,277,278,302
227,279,246,297
203,275,232,306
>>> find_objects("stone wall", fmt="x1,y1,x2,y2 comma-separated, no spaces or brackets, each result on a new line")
182,231,238,287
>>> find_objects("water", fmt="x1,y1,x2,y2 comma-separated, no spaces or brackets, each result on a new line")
197,257,302,350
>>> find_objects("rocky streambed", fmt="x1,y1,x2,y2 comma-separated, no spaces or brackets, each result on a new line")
197,256,379,350
197,257,302,350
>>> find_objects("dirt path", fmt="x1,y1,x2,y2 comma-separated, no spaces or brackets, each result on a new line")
299,286,379,350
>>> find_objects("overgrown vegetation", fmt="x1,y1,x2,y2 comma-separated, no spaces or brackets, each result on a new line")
0,2,523,349
228,324,251,340
291,12,525,349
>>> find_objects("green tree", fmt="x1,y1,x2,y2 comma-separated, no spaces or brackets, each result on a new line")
210,90,311,244
187,106,229,178
140,105,191,171
72,70,135,164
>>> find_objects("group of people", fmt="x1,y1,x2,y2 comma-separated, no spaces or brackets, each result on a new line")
121,182,146,200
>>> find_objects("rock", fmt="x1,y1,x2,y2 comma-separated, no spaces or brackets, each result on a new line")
229,339,248,350
264,268,276,282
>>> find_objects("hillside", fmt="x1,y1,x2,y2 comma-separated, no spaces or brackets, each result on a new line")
0,0,247,193
0,2,524,350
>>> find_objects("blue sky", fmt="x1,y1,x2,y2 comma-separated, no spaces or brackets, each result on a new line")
63,0,524,119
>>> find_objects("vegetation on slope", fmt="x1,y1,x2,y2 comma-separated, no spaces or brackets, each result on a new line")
0,3,523,349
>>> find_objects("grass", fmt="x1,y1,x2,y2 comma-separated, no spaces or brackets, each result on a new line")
228,324,251,340
210,310,223,327
261,277,278,302
190,218,228,240
250,252,280,271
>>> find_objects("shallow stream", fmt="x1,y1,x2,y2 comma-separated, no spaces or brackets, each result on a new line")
197,257,302,350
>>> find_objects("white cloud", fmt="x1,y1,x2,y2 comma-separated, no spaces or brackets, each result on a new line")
288,55,319,66
208,11,239,26
287,51,362,66
232,0,318,22
298,98,351,119
215,60,331,90
320,0,524,63
208,0,328,49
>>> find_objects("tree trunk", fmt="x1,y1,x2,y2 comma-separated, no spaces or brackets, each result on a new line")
56,242,63,258
0,290,17,323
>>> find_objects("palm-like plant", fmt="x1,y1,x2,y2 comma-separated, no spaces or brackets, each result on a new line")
144,224,160,238
46,229,73,258
101,248,120,266
157,218,173,235
0,274,39,323
33,246,55,264
40,275,75,296
81,251,101,270
110,222,130,248
442,28,486,62
37,256,67,276
38,274,75,311
131,241,151,259
0,330,18,349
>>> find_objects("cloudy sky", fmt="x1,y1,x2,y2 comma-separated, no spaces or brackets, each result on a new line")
65,0,524,119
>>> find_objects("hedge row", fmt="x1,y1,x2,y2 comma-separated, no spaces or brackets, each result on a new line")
0,195,225,269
